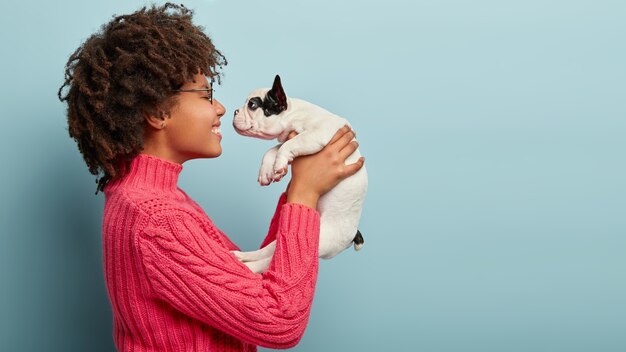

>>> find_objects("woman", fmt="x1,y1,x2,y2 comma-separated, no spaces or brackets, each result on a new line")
58,3,364,351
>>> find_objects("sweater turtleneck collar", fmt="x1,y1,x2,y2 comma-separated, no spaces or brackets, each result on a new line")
105,153,183,194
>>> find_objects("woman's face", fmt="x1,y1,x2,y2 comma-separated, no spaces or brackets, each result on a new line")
165,72,226,162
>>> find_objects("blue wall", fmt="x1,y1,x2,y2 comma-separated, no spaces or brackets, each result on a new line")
1,0,624,351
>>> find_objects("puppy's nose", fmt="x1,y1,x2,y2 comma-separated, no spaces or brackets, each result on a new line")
234,109,239,116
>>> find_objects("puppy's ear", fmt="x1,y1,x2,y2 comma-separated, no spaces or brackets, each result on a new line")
267,75,287,112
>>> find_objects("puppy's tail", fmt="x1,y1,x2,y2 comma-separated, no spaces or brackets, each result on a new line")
353,230,364,251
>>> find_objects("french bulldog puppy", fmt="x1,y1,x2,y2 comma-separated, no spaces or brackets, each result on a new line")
231,75,368,273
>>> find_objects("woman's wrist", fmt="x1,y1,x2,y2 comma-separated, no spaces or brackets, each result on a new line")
286,185,319,209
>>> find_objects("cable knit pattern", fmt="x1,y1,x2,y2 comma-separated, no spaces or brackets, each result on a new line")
102,153,320,351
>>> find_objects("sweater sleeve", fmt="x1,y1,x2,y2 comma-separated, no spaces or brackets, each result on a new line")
136,202,320,349
260,192,288,249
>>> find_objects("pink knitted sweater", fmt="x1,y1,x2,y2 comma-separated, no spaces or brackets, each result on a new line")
102,153,320,351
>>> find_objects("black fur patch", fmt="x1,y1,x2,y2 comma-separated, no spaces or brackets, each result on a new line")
247,75,289,117
353,230,364,245
263,75,288,116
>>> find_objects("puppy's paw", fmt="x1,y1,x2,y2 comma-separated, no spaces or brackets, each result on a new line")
273,158,289,182
258,163,276,186
258,174,273,186
231,250,245,262
272,166,288,182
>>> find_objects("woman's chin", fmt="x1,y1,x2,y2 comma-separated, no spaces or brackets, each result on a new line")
206,146,222,158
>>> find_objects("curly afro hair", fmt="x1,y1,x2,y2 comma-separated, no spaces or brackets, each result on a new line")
58,3,227,194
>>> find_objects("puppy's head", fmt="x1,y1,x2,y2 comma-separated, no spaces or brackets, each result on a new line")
233,75,289,140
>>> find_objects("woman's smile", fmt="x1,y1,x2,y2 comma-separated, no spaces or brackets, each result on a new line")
211,123,222,139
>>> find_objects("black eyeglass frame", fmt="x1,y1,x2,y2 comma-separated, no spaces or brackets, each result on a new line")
172,87,214,104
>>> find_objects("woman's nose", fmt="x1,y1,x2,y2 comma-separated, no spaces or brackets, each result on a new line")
213,99,226,117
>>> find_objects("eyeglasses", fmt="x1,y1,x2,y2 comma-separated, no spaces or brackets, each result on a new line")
173,87,214,104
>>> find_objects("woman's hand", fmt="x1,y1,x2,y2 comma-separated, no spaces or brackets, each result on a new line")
286,125,365,209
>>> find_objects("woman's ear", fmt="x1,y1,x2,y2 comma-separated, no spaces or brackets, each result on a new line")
143,110,168,130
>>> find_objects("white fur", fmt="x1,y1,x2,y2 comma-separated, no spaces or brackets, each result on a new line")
231,87,368,273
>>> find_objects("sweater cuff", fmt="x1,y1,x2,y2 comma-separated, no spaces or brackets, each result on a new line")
278,203,320,262
279,202,320,238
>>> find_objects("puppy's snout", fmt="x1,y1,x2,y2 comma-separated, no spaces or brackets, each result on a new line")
234,109,239,116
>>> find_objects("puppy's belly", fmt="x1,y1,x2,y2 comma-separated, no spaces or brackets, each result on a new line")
317,165,368,259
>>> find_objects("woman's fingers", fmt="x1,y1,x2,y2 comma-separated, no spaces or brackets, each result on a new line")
288,124,364,201
330,127,356,153
339,140,359,159
343,157,365,177
328,125,352,145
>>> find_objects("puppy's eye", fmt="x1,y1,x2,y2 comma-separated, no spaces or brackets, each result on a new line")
248,100,258,110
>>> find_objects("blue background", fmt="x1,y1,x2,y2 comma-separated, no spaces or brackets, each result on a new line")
1,0,625,351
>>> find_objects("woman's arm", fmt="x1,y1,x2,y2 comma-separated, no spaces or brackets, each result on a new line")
136,204,319,349
260,192,287,249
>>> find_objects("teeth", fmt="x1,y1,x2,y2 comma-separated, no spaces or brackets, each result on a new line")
211,127,221,135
